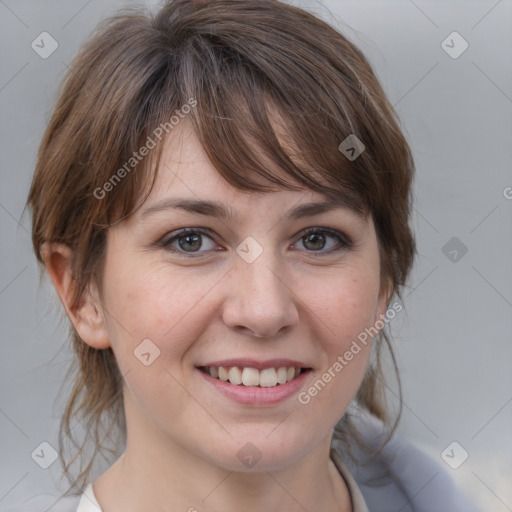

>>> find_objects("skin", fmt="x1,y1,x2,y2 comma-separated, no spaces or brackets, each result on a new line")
43,122,390,512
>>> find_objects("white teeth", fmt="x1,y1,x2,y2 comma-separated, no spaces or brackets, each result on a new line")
228,366,242,385
206,365,304,387
259,368,278,387
218,366,229,382
276,367,287,384
242,367,260,386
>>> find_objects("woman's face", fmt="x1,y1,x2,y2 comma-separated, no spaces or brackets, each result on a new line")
97,123,389,471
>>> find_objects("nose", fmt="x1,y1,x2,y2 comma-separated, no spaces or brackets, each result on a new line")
221,251,299,338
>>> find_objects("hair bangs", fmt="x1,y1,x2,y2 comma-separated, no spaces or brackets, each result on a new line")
175,35,371,216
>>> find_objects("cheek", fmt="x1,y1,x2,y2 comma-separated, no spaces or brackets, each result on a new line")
99,266,215,426
304,265,381,349
101,261,221,365
293,264,380,411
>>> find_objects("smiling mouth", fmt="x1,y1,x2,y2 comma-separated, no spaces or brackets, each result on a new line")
198,366,311,388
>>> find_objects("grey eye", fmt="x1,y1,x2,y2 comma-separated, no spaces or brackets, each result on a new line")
302,232,327,251
178,233,203,252
163,229,218,254
295,229,346,252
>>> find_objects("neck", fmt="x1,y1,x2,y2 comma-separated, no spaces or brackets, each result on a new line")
93,398,352,512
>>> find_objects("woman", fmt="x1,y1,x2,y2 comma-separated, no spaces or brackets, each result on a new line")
22,0,478,510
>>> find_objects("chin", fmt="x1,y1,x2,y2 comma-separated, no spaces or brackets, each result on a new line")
196,427,319,473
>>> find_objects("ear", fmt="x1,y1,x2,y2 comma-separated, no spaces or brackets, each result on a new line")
40,242,111,349
375,275,393,325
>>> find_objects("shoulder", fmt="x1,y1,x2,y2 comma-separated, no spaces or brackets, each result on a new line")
1,492,80,512
334,404,481,512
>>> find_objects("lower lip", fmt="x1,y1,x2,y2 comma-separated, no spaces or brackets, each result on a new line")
197,368,312,405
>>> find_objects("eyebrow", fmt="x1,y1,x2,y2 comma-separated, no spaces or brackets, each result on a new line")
140,197,365,221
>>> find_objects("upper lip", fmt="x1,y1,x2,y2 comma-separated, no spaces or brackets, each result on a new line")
197,358,311,371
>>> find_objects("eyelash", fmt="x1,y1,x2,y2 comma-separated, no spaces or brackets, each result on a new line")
159,227,353,257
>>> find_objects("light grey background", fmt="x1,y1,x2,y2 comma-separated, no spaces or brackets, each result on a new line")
1,1,511,510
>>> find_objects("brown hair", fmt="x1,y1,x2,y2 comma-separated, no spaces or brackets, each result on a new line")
26,0,415,495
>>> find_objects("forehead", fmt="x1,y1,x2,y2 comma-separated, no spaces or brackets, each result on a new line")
153,121,231,195
141,120,367,221
134,131,364,230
